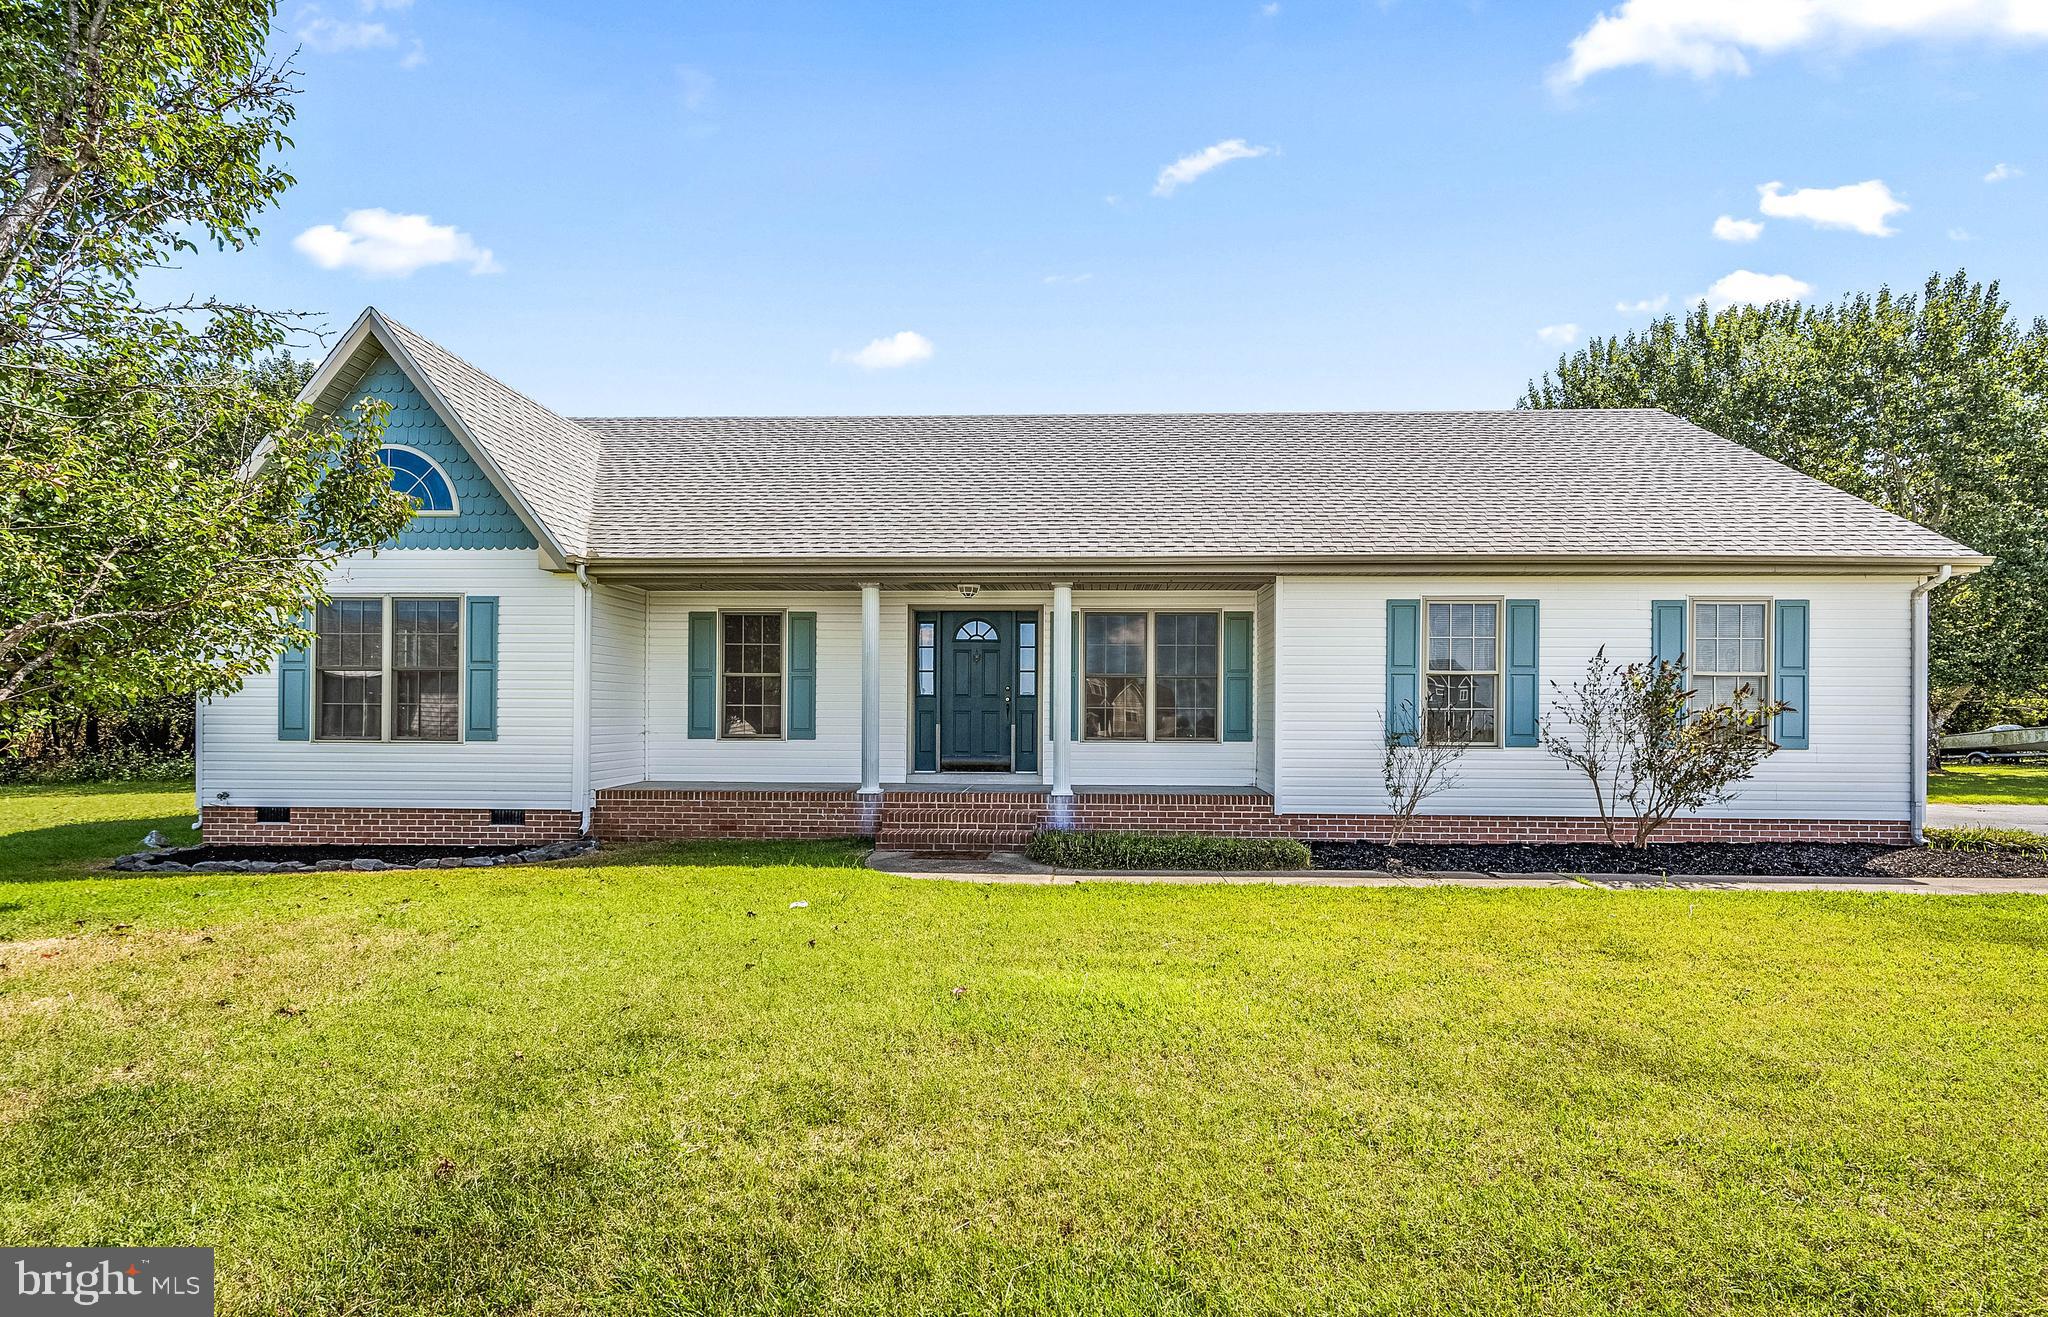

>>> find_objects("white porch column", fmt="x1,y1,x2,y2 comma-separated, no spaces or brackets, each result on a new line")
1049,582,1074,797
859,582,882,795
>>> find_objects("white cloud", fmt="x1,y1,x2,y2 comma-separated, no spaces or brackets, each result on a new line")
1537,323,1581,346
1152,138,1273,197
1985,161,2023,182
399,38,427,69
297,12,394,52
1949,226,1975,241
1711,214,1764,242
833,330,935,370
1260,2,1281,15
293,209,501,278
1757,179,1906,235
358,0,413,10
1615,294,1670,314
1703,269,1812,309
1042,273,1095,285
1553,0,2048,87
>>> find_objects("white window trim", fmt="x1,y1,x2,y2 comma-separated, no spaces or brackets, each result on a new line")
1422,596,1504,750
716,608,789,741
312,594,465,744
1686,596,1774,707
378,443,461,518
1079,609,1224,744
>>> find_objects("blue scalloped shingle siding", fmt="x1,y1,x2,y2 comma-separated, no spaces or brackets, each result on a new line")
349,352,538,550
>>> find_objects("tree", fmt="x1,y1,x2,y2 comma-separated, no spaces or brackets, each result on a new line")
1523,273,2048,737
1379,701,1468,847
0,1,413,730
1540,648,1787,849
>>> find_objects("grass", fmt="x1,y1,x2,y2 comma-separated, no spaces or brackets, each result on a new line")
3,784,2048,1315
1928,762,2048,805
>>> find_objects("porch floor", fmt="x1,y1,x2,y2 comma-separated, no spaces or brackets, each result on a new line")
610,780,1270,798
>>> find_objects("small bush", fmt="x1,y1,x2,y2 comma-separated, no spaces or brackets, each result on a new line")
1923,825,2048,859
1026,830,1312,871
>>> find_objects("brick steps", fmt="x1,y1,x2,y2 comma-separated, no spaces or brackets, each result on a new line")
876,793,1050,856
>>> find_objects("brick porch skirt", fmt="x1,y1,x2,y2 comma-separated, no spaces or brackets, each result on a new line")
200,805,582,846
591,787,882,842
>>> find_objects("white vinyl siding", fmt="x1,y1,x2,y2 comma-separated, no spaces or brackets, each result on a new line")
1272,573,1912,822
646,592,863,782
196,549,578,809
589,582,648,789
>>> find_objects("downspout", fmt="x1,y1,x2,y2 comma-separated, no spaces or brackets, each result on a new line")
573,564,593,834
1909,565,1953,843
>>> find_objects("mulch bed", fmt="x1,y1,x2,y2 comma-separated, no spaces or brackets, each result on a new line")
1309,840,2048,880
140,844,530,865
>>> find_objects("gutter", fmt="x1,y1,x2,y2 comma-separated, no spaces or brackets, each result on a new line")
1909,565,1954,842
573,564,593,833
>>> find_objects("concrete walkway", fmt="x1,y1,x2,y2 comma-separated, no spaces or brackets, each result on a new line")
1927,802,2048,835
866,850,2048,895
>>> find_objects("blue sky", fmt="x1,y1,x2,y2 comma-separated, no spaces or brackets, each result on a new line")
174,0,2048,416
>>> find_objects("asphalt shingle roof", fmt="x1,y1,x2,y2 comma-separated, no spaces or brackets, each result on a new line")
572,410,1981,565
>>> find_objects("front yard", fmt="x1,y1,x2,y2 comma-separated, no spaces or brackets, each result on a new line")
2,784,2045,1314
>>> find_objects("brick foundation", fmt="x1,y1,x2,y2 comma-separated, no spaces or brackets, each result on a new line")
200,805,583,846
1062,795,1913,847
201,793,1912,852
591,787,879,842
589,786,1912,852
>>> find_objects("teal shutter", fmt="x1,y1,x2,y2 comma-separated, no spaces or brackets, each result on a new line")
787,611,817,740
1504,599,1540,747
1070,611,1081,740
277,611,312,740
688,612,717,739
1221,611,1254,742
1651,599,1686,670
1386,599,1420,743
1774,599,1810,749
464,596,499,741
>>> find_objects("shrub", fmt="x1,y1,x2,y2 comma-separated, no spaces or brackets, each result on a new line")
1923,825,2048,858
1026,830,1312,871
0,746,193,785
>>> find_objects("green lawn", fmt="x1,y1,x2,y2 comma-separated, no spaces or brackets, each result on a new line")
1929,762,2048,805
3,785,2047,1315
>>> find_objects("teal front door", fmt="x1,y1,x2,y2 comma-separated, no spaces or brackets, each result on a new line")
941,612,1012,768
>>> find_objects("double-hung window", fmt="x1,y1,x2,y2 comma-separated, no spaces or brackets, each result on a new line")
315,597,461,741
1424,600,1499,746
1082,611,1221,742
721,612,784,738
1691,601,1768,710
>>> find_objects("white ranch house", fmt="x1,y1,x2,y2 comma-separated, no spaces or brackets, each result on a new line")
194,309,1986,853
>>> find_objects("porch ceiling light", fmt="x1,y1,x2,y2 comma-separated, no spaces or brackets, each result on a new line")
957,583,980,598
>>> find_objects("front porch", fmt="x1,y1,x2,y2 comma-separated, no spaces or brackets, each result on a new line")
590,780,1280,854
587,575,1274,806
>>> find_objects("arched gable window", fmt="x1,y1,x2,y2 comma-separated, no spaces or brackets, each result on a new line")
377,446,458,515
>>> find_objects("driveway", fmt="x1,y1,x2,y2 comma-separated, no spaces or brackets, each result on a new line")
1927,802,2048,835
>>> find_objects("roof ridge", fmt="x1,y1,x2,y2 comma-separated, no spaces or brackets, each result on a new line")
573,407,1673,423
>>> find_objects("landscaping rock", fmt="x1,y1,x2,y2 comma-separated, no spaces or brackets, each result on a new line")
142,830,171,849
350,859,389,871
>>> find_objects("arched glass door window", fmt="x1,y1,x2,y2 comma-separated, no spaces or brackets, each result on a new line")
377,446,458,514
954,619,998,641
